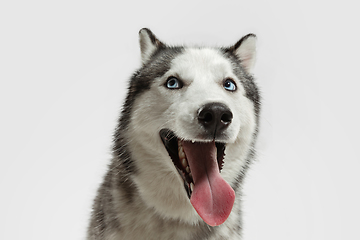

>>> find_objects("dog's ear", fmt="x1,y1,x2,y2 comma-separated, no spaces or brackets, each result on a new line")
139,28,165,65
230,34,257,73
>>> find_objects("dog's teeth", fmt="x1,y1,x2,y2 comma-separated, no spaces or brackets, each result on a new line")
181,158,188,168
186,166,190,173
179,149,185,160
190,183,194,192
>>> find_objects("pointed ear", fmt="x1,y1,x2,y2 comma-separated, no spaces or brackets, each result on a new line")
231,34,257,73
139,28,164,65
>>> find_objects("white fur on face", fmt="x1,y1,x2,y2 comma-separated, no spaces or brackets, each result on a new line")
161,48,247,142
127,47,257,224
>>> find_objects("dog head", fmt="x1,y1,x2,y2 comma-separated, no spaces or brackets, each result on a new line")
119,28,260,226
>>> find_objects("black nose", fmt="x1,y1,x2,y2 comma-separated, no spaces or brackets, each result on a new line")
198,102,233,137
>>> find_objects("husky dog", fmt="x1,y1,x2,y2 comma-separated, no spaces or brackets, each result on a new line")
88,28,260,240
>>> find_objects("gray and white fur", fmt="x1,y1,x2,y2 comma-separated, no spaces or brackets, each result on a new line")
87,28,260,240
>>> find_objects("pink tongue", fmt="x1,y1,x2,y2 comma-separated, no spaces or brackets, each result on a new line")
182,141,235,226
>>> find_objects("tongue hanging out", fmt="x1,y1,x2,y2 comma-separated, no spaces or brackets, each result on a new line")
182,141,235,226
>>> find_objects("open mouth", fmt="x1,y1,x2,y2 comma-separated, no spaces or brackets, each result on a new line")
159,129,226,198
159,128,235,226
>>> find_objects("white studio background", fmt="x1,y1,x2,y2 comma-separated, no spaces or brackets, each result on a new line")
1,1,359,240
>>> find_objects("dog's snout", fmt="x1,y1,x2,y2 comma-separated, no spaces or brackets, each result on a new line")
198,102,233,137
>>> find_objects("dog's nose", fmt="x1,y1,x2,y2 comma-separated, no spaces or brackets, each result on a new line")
198,102,233,137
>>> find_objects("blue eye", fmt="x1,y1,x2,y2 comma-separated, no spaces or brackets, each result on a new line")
223,79,237,91
165,77,183,89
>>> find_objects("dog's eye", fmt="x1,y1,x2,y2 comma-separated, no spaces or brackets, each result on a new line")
223,79,237,91
165,77,183,89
